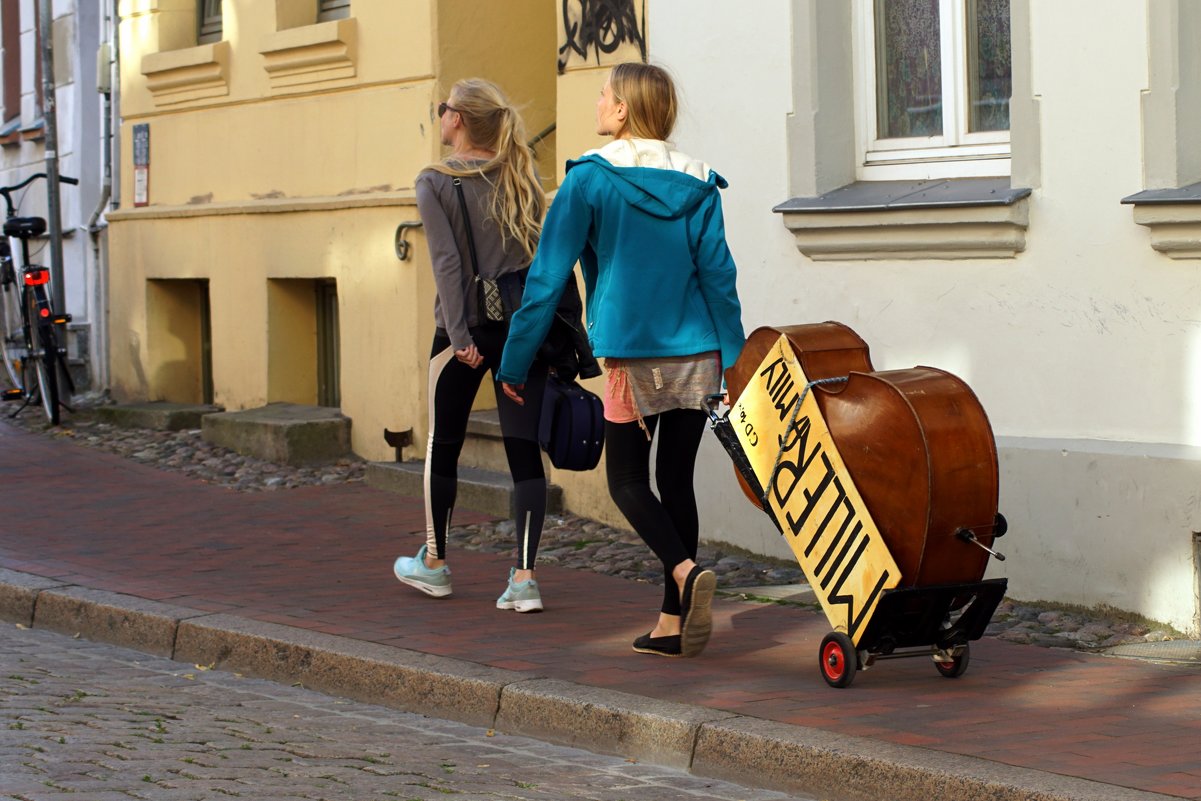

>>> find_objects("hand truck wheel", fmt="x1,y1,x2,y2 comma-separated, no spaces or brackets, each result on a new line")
819,631,858,688
934,642,971,678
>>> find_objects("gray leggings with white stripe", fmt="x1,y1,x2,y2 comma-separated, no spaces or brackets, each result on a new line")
424,326,548,568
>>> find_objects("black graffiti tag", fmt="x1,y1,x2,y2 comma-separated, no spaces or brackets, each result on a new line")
558,0,647,73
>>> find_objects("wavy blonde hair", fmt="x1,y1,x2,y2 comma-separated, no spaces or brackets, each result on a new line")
427,78,545,262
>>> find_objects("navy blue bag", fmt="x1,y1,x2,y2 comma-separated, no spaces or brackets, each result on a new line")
538,374,604,471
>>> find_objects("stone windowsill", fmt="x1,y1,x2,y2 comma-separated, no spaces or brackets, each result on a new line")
1122,182,1201,259
774,178,1032,261
0,117,22,147
141,41,231,106
259,18,356,91
19,117,44,142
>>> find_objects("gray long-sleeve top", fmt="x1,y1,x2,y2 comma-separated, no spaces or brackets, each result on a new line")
415,162,532,351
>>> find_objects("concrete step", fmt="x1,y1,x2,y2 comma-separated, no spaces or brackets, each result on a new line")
202,402,351,466
459,409,553,474
95,402,224,431
366,460,563,519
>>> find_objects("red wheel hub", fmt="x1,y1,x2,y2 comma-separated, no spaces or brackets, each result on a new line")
823,640,846,679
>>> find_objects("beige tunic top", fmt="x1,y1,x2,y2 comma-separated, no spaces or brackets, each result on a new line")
603,351,721,431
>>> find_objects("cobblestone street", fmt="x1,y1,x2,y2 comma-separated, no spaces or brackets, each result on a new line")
1,625,811,801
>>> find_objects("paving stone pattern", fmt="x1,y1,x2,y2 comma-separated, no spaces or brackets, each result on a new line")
7,402,1181,651
1,625,813,801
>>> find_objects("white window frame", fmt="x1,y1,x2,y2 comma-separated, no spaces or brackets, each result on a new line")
853,0,1011,180
317,0,351,22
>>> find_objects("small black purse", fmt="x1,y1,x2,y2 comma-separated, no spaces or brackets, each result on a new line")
452,177,506,324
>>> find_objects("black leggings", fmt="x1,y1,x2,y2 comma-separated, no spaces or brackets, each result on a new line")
425,326,548,568
605,408,708,616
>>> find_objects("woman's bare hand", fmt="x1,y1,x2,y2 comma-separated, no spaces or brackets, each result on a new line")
502,382,525,405
455,345,484,369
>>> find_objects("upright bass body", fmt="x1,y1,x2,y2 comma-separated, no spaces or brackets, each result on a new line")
725,322,1000,589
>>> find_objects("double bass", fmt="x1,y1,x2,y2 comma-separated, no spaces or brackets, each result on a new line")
725,321,1002,588
717,322,1008,687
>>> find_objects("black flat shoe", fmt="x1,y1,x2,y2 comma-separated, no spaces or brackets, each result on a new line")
632,632,682,657
680,566,717,658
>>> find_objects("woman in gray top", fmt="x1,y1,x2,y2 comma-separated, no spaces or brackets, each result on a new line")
392,78,549,612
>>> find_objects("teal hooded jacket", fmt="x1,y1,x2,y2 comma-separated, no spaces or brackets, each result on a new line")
497,152,744,385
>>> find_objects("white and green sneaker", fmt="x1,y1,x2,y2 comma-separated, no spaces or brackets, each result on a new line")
496,568,544,613
393,544,452,598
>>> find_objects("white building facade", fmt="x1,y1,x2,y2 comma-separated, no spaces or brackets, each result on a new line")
0,0,110,394
645,0,1201,634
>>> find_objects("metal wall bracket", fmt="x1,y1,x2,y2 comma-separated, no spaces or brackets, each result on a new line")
395,221,422,261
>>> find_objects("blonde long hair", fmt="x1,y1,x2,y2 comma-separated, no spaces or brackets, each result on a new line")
427,79,545,262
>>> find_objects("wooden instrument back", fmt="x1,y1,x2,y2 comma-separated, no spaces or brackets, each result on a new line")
725,322,999,588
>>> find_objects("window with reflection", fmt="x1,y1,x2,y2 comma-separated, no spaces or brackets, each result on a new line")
198,0,222,44
861,0,1011,177
318,0,350,22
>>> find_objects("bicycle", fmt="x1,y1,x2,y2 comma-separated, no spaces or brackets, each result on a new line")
0,172,78,425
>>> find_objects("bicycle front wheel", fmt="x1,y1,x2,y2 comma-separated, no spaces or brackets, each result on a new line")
34,321,59,424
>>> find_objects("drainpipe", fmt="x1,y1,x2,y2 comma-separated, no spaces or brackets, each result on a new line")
87,1,117,392
89,41,113,232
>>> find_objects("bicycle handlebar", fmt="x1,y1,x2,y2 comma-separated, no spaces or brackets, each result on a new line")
0,173,78,196
0,173,77,218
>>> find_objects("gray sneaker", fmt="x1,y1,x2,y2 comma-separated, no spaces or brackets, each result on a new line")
496,568,543,613
393,544,452,598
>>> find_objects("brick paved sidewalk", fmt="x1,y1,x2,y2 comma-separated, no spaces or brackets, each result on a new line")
1,419,1198,799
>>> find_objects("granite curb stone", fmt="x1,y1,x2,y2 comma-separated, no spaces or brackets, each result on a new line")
34,586,206,657
496,677,739,769
0,566,70,627
691,716,1179,801
174,612,532,729
0,568,1180,801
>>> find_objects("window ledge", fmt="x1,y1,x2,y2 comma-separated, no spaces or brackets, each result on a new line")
0,117,22,146
773,179,1032,260
141,41,231,107
1122,182,1201,259
19,118,44,142
259,18,356,92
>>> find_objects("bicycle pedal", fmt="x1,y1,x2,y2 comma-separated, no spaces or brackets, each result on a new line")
1,388,21,401
52,313,71,325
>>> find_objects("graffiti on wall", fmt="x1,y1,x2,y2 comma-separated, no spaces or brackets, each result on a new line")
558,0,647,73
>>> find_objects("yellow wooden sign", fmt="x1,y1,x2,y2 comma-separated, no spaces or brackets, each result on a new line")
731,335,900,644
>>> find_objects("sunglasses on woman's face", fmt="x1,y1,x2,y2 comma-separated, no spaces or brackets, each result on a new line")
438,101,459,118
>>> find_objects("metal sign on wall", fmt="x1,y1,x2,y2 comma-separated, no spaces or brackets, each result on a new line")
132,123,149,207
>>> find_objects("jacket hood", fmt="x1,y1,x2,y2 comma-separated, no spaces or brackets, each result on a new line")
567,138,727,219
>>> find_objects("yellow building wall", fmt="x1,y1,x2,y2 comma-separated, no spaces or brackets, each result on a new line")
108,0,659,530
435,0,558,186
267,279,319,405
144,278,206,403
108,0,560,463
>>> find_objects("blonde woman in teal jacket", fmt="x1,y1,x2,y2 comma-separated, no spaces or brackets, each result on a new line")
499,63,744,658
